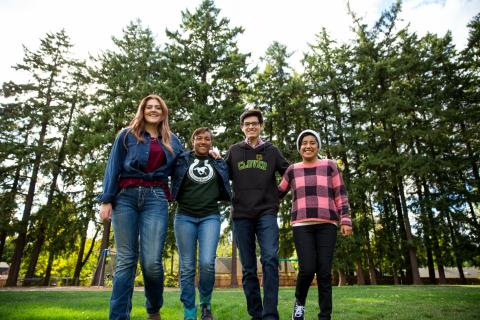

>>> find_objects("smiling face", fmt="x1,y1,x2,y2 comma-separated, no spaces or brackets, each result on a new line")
299,134,319,163
193,130,213,156
241,115,262,142
143,98,163,125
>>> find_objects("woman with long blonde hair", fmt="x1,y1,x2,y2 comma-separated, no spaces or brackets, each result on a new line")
98,94,183,320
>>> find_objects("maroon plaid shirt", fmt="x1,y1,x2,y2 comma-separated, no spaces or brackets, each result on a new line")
278,159,352,226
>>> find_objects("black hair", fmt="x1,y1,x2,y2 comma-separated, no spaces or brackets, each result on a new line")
240,109,263,125
190,127,212,145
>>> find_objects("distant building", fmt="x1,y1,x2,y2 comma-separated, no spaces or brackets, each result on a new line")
0,262,8,275
0,262,9,287
418,267,480,279
214,257,296,287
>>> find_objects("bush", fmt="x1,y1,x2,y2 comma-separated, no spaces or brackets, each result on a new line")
164,273,179,287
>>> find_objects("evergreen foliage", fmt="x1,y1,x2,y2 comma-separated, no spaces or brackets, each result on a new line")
0,0,478,286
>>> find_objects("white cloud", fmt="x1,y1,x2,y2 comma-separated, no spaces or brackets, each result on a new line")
0,0,478,84
401,0,479,47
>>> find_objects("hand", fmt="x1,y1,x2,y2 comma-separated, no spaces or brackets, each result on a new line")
209,147,221,159
340,224,353,236
99,203,112,221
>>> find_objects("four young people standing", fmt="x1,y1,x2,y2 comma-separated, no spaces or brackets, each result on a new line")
99,98,352,320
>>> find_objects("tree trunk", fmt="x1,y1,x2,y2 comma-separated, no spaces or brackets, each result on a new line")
6,51,60,286
338,269,347,286
391,181,421,284
230,229,238,288
466,198,480,238
0,161,22,262
362,197,376,285
445,209,466,284
461,122,480,192
367,195,378,285
397,181,422,284
6,116,49,287
381,198,402,285
73,232,87,286
0,230,6,262
365,240,377,285
356,257,365,285
170,244,175,275
415,180,436,284
425,244,436,284
23,235,44,286
390,184,411,281
91,220,111,286
392,265,400,285
24,100,76,284
42,251,55,286
73,225,99,285
422,181,446,284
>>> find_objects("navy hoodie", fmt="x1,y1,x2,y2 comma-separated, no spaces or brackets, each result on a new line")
226,141,289,219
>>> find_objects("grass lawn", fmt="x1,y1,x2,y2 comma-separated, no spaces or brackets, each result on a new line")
0,285,479,319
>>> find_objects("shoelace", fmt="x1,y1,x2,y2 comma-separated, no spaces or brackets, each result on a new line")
294,304,305,317
202,308,212,318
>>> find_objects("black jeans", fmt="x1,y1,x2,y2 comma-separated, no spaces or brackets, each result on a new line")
293,223,337,320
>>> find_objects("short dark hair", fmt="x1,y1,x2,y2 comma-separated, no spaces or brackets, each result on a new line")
240,109,263,125
190,127,212,145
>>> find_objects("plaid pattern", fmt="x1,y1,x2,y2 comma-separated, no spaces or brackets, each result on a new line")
279,159,352,226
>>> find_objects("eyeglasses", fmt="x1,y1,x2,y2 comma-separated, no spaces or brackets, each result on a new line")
243,121,260,127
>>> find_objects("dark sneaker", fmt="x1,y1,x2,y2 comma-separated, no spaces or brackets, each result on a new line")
201,304,214,320
291,300,305,320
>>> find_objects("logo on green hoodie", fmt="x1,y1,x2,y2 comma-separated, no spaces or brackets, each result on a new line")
237,159,268,171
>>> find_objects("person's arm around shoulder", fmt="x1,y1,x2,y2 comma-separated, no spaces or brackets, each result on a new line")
172,151,188,183
278,164,293,199
225,146,234,178
214,157,232,201
170,132,185,157
209,146,221,159
330,160,353,236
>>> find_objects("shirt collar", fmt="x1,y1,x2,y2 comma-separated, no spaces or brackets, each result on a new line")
244,137,265,149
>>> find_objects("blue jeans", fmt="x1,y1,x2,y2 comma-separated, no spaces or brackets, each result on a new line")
110,187,168,320
233,214,279,320
174,213,220,316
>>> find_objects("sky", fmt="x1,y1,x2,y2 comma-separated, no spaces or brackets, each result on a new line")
0,0,479,84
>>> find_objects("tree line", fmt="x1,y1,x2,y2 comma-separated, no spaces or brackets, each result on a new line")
0,0,479,286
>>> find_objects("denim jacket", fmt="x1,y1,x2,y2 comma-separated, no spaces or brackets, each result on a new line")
171,151,232,202
97,128,184,203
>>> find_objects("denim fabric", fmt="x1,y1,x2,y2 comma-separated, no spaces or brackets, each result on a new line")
109,187,168,320
171,151,232,201
183,307,197,320
293,223,337,320
233,215,279,320
174,213,220,315
98,129,183,203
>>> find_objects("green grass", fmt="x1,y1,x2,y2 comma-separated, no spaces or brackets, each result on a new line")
0,286,479,319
